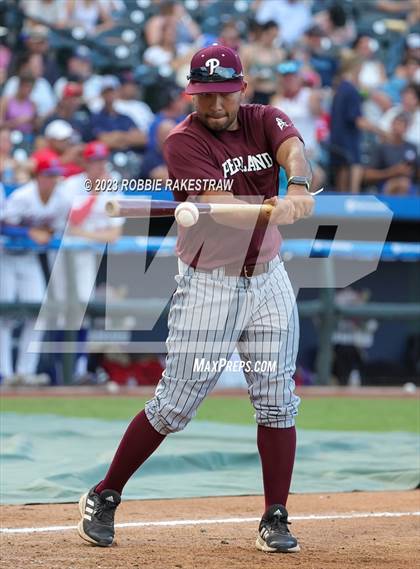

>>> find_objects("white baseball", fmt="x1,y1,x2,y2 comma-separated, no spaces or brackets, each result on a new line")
175,202,199,227
106,380,120,394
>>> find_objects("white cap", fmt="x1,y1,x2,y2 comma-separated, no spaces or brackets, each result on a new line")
101,75,120,92
45,120,74,140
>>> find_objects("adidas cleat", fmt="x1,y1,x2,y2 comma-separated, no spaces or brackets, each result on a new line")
77,486,121,547
256,504,300,553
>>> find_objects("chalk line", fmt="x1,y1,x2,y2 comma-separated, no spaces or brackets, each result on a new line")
1,511,419,535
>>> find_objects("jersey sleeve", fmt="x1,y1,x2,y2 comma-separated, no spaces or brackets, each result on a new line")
163,132,224,195
262,106,304,159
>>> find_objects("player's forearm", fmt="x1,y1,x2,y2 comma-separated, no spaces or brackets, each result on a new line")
285,154,312,184
276,138,315,220
276,137,312,189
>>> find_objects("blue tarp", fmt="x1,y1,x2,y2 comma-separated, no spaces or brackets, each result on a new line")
1,413,419,505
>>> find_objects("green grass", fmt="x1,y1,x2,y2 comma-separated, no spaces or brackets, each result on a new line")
1,396,419,432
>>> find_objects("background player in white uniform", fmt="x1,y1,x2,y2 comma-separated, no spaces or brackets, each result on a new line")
77,46,314,554
49,141,124,378
0,150,67,384
51,141,124,304
50,141,124,381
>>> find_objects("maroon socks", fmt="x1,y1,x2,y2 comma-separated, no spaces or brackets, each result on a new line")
257,425,296,510
96,410,165,495
95,411,296,507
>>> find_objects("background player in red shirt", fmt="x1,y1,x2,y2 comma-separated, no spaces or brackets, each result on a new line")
77,45,314,554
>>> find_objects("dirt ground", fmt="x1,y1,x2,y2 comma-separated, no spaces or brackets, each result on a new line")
1,491,419,569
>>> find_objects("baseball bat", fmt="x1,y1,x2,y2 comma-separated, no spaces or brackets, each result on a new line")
106,189,323,219
105,199,183,218
105,199,273,218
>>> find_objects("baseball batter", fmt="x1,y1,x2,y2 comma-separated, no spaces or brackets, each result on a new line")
78,45,314,553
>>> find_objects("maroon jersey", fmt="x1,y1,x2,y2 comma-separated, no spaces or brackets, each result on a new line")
163,104,302,268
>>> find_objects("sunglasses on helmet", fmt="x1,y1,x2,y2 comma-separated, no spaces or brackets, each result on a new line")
187,66,244,82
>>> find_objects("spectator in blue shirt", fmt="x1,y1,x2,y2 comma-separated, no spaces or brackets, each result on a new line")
147,83,188,154
330,51,387,193
140,119,176,181
303,25,338,88
364,112,419,195
89,77,148,151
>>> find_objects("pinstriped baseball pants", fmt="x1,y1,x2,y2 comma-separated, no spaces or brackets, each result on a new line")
145,255,300,434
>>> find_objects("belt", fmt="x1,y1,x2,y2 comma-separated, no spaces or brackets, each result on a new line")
193,260,270,278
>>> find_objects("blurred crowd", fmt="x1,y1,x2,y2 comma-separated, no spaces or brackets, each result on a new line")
0,0,418,198
0,0,419,385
